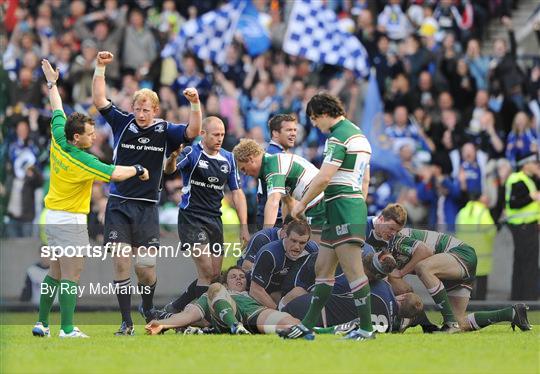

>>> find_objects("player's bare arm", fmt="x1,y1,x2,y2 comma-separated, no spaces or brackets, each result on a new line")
184,88,202,140
263,192,282,228
231,189,250,244
396,242,433,278
249,281,277,310
92,51,113,109
145,305,203,335
164,145,183,175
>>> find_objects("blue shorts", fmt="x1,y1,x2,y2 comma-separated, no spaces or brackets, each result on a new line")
103,196,160,248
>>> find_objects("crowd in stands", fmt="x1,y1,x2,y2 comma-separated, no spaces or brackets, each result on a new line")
1,0,539,239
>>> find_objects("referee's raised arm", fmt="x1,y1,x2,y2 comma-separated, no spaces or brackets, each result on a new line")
41,59,62,112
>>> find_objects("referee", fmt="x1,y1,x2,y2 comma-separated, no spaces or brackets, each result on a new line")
92,51,201,335
32,59,149,338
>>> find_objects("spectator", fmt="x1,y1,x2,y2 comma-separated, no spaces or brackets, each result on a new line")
505,112,538,166
121,7,157,80
377,0,412,42
20,247,52,306
464,38,490,90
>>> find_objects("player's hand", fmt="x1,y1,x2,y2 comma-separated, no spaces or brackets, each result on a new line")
389,269,402,278
240,225,250,246
183,88,200,104
169,145,184,160
290,201,306,219
97,51,114,66
145,320,164,335
41,59,59,83
139,168,149,181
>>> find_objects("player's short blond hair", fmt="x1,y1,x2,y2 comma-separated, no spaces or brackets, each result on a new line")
132,88,160,109
380,203,407,227
232,139,264,163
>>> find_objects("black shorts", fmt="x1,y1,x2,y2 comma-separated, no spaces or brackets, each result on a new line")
178,209,224,254
103,196,159,248
282,293,356,327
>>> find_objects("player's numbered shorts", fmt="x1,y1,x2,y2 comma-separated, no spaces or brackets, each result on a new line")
178,209,224,255
443,244,478,297
305,199,326,234
320,196,367,249
103,196,160,248
45,209,89,249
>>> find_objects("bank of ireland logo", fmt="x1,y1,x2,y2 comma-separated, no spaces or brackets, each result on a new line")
208,176,219,183
220,164,229,173
138,137,150,144
109,230,118,240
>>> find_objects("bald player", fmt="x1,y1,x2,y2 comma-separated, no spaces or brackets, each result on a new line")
163,116,250,314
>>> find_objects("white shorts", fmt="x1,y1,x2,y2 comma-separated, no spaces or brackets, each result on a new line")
45,209,89,249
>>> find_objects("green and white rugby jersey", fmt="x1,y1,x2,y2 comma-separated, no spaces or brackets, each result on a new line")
323,119,371,200
389,229,466,269
259,153,323,209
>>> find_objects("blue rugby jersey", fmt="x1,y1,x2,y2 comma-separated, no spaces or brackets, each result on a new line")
177,143,240,216
99,102,188,203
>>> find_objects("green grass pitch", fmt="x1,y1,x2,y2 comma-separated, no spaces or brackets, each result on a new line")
1,312,538,373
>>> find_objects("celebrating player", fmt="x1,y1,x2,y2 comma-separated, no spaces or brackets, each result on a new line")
279,93,374,341
32,59,149,338
162,116,249,314
145,267,300,335
388,229,532,333
92,51,201,335
233,139,325,236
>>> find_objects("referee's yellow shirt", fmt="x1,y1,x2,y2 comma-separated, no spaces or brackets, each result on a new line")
44,110,114,214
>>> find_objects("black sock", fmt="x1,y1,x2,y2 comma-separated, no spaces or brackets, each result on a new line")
414,311,439,332
139,280,157,311
114,278,132,326
170,279,209,312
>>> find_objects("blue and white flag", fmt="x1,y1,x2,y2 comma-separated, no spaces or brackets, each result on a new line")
283,0,369,77
162,0,245,66
237,0,271,56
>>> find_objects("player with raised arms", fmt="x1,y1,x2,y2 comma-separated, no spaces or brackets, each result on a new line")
92,50,201,335
162,116,249,315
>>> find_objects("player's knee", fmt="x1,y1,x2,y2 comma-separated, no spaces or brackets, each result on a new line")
414,261,430,278
207,282,225,300
135,265,155,283
113,255,131,274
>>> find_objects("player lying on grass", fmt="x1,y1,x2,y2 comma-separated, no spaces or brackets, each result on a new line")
145,266,300,335
279,246,423,333
387,229,532,333
233,139,326,240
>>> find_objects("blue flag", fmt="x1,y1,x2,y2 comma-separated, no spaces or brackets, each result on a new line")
361,71,414,187
162,0,245,66
237,0,271,56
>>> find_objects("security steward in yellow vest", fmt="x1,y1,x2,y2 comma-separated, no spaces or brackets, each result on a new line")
456,196,497,300
504,152,540,300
